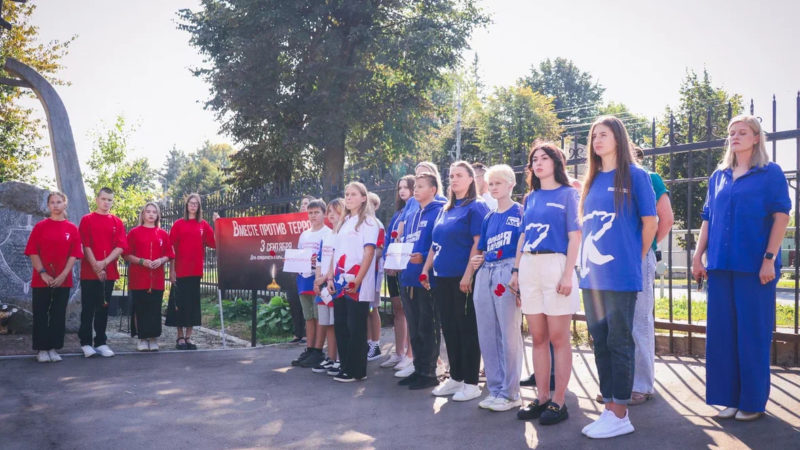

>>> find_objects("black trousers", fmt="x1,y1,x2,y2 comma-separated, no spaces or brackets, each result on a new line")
402,286,440,378
334,296,369,379
32,287,69,350
131,290,163,339
434,276,481,385
165,277,201,327
79,280,114,346
285,278,305,338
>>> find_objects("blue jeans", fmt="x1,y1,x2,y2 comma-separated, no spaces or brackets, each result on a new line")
582,289,637,404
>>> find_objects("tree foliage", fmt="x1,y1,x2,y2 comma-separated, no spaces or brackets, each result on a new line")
0,1,74,183
86,116,158,225
179,0,489,192
168,141,233,199
520,57,604,127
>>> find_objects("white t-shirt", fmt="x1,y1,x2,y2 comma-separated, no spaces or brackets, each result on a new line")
333,214,379,303
297,226,331,278
318,230,337,279
481,192,498,211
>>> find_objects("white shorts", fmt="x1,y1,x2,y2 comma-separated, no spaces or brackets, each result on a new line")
519,252,580,316
317,304,335,326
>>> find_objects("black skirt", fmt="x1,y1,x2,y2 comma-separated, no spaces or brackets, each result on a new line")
131,289,163,338
164,276,202,327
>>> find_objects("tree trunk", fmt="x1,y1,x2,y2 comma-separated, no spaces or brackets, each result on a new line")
322,128,346,195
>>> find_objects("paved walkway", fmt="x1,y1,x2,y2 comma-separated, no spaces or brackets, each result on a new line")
1,333,798,449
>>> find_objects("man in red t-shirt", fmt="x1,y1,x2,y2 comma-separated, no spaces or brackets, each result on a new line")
78,188,128,358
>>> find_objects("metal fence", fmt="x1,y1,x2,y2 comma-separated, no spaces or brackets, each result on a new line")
153,95,800,363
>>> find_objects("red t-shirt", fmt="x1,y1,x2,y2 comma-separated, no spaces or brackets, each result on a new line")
79,212,128,280
24,218,84,288
125,226,174,291
169,218,216,278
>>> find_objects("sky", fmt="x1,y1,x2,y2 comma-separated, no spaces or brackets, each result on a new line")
18,0,800,183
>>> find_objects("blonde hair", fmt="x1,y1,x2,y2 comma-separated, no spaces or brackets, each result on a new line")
718,114,770,170
138,202,161,227
46,191,69,218
336,182,375,233
485,164,516,187
368,192,381,211
415,161,443,196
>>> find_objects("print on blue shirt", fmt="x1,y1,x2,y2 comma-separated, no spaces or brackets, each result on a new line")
400,200,445,287
521,186,580,255
478,203,523,262
431,198,490,277
578,164,656,292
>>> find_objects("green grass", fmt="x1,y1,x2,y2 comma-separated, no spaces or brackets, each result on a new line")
654,296,795,327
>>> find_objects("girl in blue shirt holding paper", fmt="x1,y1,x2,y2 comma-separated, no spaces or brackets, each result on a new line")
692,115,790,421
578,116,657,439
422,161,490,402
469,164,524,412
511,142,581,425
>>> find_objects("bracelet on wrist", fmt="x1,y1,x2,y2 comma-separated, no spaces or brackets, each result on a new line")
139,258,144,266
511,268,519,274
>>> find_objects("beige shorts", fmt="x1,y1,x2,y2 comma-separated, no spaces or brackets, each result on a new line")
318,304,334,326
519,253,580,316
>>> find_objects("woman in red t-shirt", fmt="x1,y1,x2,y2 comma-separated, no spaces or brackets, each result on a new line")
24,191,84,363
166,193,216,350
125,202,174,352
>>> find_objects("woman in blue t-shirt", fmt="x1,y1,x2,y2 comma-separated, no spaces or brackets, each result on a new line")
469,164,523,412
578,116,657,439
510,142,581,425
421,161,490,402
692,115,790,421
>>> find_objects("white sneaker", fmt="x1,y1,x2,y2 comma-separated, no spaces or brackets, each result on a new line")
81,345,97,358
149,338,159,351
394,355,414,371
478,394,499,409
380,353,403,368
95,345,115,357
586,410,634,439
432,378,464,396
488,397,522,411
394,363,415,378
47,349,62,362
717,407,738,419
582,409,612,435
137,340,149,352
36,350,51,363
452,383,482,402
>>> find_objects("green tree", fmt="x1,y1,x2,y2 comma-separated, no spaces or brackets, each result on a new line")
0,1,74,183
168,141,233,199
597,102,651,148
654,69,743,231
159,145,189,193
179,0,489,192
481,84,562,166
520,58,605,130
86,116,158,225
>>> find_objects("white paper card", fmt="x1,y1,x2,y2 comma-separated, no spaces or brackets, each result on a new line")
383,242,415,270
282,248,313,273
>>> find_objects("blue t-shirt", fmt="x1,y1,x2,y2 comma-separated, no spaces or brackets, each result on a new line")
387,210,403,245
578,164,657,292
400,200,445,287
702,162,790,273
521,186,580,254
431,198,490,277
478,203,523,262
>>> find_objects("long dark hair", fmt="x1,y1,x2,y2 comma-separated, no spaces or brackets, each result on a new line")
445,161,477,211
526,141,571,191
395,175,415,212
580,116,635,215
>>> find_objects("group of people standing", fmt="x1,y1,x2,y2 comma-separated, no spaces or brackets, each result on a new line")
25,190,216,360
24,113,789,439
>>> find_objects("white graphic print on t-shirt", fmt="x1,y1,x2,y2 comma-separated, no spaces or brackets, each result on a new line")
522,223,550,252
579,210,616,278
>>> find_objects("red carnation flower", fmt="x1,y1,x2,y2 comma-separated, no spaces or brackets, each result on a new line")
496,249,503,258
269,250,276,257
494,289,502,296
348,282,355,289
419,274,428,282
495,284,506,296
391,231,398,239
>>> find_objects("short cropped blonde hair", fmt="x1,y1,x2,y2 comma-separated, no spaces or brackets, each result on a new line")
485,164,516,187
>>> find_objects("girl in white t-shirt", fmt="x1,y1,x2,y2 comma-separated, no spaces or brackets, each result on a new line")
313,198,344,375
327,182,380,382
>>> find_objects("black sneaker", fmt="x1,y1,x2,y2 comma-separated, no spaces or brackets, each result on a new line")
312,358,332,373
520,373,556,390
291,348,311,366
409,375,439,390
300,349,325,368
289,337,304,344
517,398,550,420
539,401,568,425
334,372,355,383
398,372,420,386
326,361,341,376
367,343,382,361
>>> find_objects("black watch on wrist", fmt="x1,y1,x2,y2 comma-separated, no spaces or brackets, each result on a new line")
764,252,775,261
511,268,519,274
38,268,47,274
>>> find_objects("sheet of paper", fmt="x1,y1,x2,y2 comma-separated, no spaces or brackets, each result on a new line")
383,242,415,271
282,248,313,273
